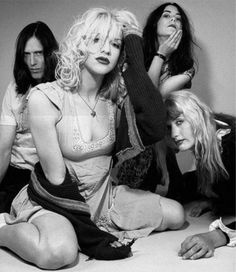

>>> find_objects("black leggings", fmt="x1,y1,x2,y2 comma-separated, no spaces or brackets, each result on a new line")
0,165,31,212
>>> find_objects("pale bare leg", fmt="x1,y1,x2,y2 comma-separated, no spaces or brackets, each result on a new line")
158,197,185,231
0,212,78,269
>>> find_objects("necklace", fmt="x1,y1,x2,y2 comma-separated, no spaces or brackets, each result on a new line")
78,93,99,117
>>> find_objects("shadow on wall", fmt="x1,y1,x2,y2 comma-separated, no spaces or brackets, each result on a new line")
192,39,213,107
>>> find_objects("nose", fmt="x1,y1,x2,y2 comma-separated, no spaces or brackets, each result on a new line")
171,124,179,140
170,17,176,23
30,53,36,66
101,40,111,55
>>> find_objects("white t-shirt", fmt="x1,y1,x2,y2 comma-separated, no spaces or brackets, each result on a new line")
0,82,38,170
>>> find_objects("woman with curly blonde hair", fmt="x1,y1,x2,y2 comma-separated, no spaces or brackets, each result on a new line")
0,8,185,269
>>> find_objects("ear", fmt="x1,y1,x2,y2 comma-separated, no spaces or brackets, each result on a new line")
216,128,231,140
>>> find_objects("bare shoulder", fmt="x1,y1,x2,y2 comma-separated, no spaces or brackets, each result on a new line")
28,88,48,105
28,89,59,121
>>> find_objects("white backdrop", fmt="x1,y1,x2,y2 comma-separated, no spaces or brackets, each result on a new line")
0,0,235,171
0,0,235,115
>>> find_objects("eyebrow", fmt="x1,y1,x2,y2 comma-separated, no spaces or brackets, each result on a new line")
163,10,181,16
24,50,43,53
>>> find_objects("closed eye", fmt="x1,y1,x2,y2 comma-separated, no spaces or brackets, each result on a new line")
175,16,182,22
162,13,170,18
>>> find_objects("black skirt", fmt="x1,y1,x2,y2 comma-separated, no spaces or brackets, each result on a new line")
0,165,31,212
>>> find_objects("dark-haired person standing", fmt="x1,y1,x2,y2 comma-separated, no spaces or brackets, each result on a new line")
0,21,58,212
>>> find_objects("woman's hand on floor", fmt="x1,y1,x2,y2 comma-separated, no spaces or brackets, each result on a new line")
189,200,212,217
178,232,215,260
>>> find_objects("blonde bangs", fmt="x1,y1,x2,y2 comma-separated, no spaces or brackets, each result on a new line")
85,13,122,48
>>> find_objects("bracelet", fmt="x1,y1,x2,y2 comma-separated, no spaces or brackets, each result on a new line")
183,67,195,80
155,52,166,62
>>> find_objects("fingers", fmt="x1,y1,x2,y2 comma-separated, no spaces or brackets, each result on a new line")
189,200,211,217
178,236,196,256
174,31,182,48
180,247,214,260
110,241,123,248
179,234,215,260
158,30,182,56
122,24,142,37
189,206,202,217
204,249,214,258
180,243,208,260
167,30,182,46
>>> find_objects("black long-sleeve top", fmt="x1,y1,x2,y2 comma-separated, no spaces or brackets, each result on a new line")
115,34,166,164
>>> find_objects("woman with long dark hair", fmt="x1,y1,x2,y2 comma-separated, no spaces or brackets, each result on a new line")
117,2,196,192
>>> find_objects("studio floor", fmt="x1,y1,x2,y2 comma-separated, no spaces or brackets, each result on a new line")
0,203,235,272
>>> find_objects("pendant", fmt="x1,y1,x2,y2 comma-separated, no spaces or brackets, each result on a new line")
91,111,96,117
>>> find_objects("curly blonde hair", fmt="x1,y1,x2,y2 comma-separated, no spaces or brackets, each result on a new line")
55,7,139,102
165,90,228,196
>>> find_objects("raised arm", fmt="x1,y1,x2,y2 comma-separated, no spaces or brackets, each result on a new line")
28,90,65,185
122,33,166,145
148,30,194,96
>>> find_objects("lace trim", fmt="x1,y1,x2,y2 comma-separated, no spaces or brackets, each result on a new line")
117,145,153,188
72,100,116,152
95,214,113,231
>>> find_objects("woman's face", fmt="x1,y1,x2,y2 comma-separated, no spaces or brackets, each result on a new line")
157,5,182,37
84,28,122,77
24,37,45,82
167,114,195,151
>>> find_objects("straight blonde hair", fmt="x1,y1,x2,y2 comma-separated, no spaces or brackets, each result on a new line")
165,90,228,196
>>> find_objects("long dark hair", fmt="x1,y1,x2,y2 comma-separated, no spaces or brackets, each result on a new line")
13,21,58,95
143,2,196,74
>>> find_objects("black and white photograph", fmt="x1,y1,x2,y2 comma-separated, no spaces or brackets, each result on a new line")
0,0,235,271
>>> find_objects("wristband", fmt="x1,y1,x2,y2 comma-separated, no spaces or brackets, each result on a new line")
155,52,166,62
183,67,195,80
209,218,236,247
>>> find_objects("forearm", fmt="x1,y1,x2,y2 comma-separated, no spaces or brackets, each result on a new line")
0,147,11,184
148,56,164,88
122,34,166,144
209,218,236,247
39,154,66,185
0,160,10,185
0,125,16,184
28,89,66,185
209,229,227,248
30,116,66,185
160,74,192,97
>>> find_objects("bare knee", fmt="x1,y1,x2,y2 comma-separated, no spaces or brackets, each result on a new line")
160,198,185,230
35,240,78,269
168,200,185,229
